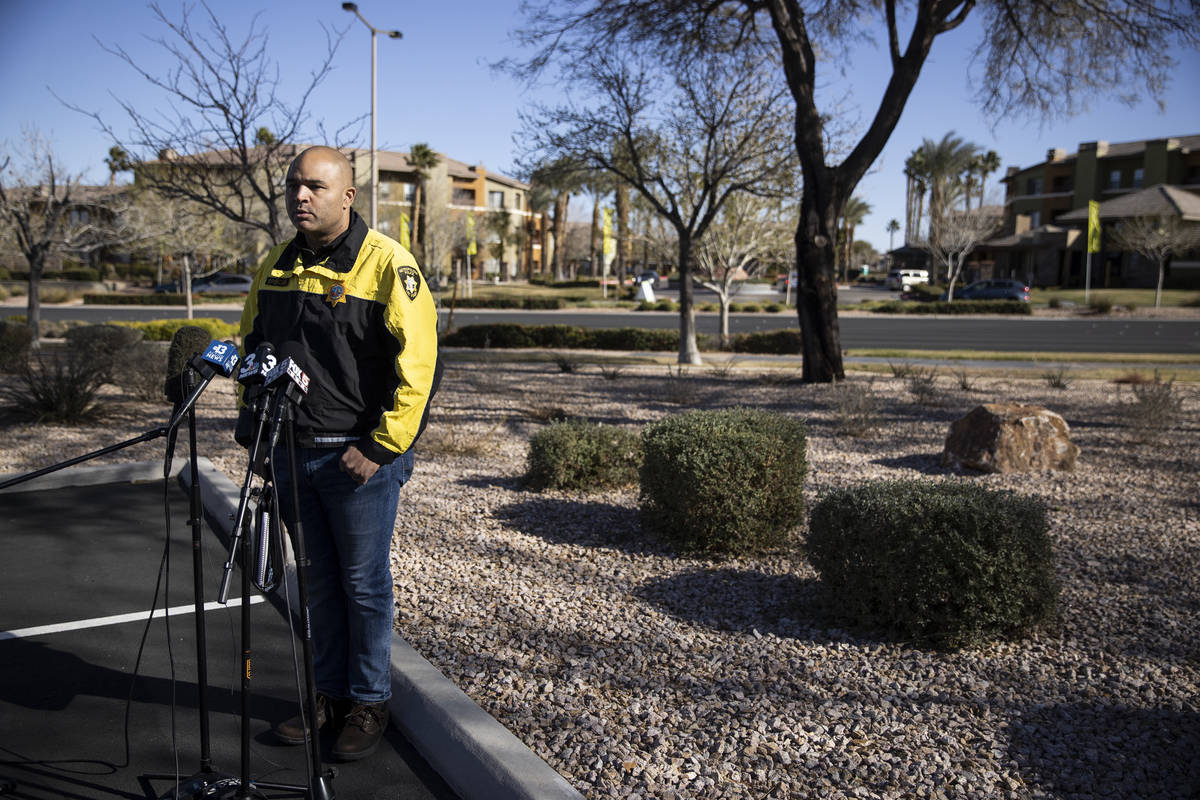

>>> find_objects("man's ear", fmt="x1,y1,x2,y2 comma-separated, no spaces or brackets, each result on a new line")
343,186,357,210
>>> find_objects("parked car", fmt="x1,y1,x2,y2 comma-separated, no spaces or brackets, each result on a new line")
194,273,255,294
775,271,798,291
885,268,929,291
633,270,661,288
942,279,1031,302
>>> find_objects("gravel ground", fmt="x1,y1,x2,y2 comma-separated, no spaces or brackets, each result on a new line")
2,358,1198,799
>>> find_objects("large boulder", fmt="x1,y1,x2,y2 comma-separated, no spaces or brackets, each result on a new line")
942,404,1079,473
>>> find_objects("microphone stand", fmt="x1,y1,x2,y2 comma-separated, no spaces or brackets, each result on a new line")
0,365,235,799
212,384,335,800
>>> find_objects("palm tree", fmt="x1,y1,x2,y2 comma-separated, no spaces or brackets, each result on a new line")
838,195,871,282
532,158,583,281
407,143,440,254
886,218,900,252
914,133,978,278
904,150,927,244
975,150,1001,208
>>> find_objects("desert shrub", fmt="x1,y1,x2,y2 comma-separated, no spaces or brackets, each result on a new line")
1123,371,1185,441
0,321,35,372
553,354,579,373
763,302,784,313
114,341,169,401
888,360,915,379
599,364,626,380
1048,296,1062,309
905,366,943,405
0,285,9,301
2,348,108,423
640,408,807,556
954,369,978,392
64,324,145,382
1042,365,1072,390
526,420,642,491
832,379,883,437
807,480,1059,649
39,287,80,304
1089,296,1114,314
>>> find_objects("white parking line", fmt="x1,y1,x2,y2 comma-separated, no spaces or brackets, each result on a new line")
0,596,267,641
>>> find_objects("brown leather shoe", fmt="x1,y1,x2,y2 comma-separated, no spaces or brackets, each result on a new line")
332,701,387,761
274,693,336,746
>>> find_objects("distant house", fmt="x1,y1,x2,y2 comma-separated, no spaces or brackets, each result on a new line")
985,135,1200,288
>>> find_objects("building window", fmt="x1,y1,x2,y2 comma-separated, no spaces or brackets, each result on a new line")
1051,175,1073,192
488,190,505,209
1108,169,1122,190
514,193,523,210
403,183,416,203
1029,210,1041,228
452,187,475,206
1026,177,1042,195
1132,168,1144,189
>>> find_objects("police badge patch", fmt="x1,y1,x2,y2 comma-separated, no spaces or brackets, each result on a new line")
397,265,421,301
326,281,347,307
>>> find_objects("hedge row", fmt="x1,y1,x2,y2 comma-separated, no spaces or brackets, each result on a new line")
82,293,247,305
870,300,1033,315
112,317,239,342
439,323,803,354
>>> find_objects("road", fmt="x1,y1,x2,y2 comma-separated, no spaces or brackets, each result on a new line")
5,303,1199,355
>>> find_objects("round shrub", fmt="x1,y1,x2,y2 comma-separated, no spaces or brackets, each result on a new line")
64,324,145,381
526,420,642,491
640,408,807,556
0,321,35,373
807,480,1058,649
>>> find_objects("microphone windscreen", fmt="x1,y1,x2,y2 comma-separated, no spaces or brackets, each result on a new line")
164,325,213,403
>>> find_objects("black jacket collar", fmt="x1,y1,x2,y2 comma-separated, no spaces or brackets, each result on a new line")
281,209,368,274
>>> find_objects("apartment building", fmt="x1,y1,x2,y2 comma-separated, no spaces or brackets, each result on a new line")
990,135,1200,288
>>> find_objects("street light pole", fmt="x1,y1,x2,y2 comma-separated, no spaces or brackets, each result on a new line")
342,2,401,230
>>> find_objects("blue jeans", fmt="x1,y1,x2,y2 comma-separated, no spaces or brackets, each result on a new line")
272,445,414,704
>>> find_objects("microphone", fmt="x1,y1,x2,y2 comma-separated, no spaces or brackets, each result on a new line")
264,357,311,450
166,340,240,431
237,342,278,409
163,325,212,406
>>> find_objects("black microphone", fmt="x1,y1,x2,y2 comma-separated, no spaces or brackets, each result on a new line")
264,357,311,450
166,340,240,431
163,325,212,406
236,342,278,409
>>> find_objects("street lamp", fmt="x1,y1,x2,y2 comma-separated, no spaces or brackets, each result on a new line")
342,2,401,230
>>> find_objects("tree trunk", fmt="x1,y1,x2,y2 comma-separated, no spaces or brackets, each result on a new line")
552,193,569,281
794,184,844,383
411,182,423,251
1156,255,1165,308
615,185,630,279
718,292,731,350
24,249,46,343
676,232,701,365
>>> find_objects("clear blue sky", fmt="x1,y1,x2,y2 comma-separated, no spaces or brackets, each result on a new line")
2,1,1198,254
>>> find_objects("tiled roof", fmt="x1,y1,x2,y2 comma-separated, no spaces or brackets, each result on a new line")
1057,185,1200,222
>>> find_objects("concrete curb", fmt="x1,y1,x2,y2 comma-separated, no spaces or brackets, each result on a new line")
182,458,584,800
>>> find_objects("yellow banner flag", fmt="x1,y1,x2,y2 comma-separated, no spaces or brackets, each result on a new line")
602,207,614,259
398,212,411,250
466,213,477,256
1087,200,1101,253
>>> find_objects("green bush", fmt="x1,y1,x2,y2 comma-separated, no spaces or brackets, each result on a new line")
116,317,238,342
0,321,35,373
587,327,680,351
728,329,803,354
640,408,807,556
1089,296,1114,314
115,341,170,401
62,268,100,282
64,324,145,381
807,480,1058,649
526,420,642,491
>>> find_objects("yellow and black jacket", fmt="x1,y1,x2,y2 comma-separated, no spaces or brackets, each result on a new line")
239,211,439,465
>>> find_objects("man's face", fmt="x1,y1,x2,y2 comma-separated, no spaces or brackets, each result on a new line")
285,151,355,245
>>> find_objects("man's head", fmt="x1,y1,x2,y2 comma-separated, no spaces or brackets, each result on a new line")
286,146,356,248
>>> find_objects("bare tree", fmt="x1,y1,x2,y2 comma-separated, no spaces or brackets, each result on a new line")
926,206,1003,300
66,2,348,249
517,47,796,364
695,194,795,347
511,0,1200,381
0,131,130,336
1111,216,1200,308
422,178,461,289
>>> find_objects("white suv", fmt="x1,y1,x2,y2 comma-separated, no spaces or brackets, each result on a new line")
886,268,929,291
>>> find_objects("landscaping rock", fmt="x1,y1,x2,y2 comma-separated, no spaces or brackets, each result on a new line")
941,403,1079,473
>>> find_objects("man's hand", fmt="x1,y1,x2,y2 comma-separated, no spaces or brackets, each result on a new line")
340,445,380,486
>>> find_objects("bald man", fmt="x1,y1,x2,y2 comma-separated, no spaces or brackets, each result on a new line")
238,146,439,761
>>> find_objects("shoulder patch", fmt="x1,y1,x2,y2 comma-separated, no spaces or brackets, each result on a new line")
265,275,291,287
397,265,422,301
